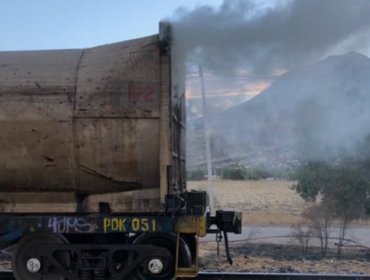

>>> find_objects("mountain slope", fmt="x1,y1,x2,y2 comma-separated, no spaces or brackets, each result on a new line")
187,52,370,169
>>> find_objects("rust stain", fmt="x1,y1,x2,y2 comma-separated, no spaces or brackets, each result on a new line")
0,35,166,201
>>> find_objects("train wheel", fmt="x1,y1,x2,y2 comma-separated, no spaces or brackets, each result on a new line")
12,232,70,280
131,233,192,280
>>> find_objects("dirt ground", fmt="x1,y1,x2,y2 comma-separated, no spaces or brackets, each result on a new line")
189,179,370,274
200,242,370,274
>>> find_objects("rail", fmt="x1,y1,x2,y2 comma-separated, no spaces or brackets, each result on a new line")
195,272,370,280
1,271,370,279
0,273,12,280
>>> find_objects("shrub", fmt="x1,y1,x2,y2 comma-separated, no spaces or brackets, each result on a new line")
221,165,273,180
293,161,370,257
187,170,205,181
222,166,246,180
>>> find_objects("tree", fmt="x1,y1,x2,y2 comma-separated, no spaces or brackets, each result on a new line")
187,169,205,181
303,203,334,257
293,161,370,257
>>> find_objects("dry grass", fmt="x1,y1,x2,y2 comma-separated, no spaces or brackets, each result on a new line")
189,179,370,226
188,179,305,225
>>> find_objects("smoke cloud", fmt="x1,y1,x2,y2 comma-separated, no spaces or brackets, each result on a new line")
173,0,370,169
171,0,370,74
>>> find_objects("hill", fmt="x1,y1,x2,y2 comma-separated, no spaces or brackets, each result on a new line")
187,52,370,170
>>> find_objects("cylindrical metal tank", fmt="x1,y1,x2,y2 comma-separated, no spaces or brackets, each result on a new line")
0,35,170,194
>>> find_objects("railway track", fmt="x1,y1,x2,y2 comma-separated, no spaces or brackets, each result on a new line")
0,273,12,279
0,272,369,279
195,272,370,279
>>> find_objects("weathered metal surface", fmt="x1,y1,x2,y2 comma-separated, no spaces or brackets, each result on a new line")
0,193,76,213
0,189,162,213
0,35,171,202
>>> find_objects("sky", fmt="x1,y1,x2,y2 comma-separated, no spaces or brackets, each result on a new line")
2,0,369,118
0,0,222,51
0,0,263,115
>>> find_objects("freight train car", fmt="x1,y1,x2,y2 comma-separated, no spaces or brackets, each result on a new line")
0,23,241,279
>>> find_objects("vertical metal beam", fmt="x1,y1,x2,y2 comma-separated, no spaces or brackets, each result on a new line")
198,65,215,213
159,22,172,204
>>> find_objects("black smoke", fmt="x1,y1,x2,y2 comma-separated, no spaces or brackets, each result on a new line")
172,0,370,74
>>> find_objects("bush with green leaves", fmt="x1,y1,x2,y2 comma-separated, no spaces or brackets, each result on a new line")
221,165,273,180
222,166,246,180
294,162,370,216
187,170,205,181
293,160,370,257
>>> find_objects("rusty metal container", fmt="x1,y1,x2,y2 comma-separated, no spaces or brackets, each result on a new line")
0,27,185,211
